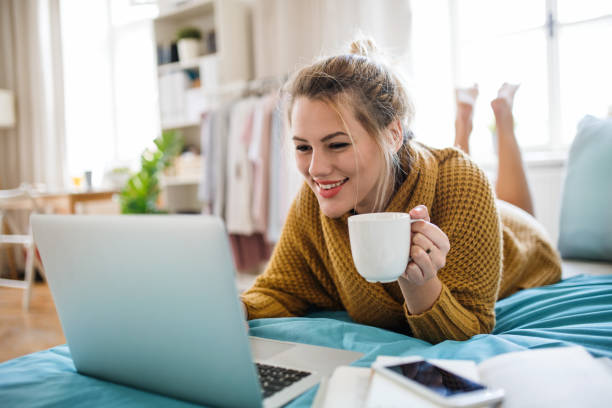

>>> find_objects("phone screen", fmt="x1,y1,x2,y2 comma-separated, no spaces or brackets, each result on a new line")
385,361,485,397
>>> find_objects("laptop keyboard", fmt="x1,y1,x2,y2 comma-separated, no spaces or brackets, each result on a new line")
255,363,312,398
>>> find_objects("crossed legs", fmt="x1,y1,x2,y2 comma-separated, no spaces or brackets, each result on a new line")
454,83,535,216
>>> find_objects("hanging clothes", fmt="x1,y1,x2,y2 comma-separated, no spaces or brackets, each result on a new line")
229,233,273,273
199,103,231,218
249,93,278,236
225,96,259,234
266,98,301,243
197,90,297,271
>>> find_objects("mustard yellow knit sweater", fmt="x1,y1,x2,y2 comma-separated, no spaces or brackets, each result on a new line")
241,142,561,343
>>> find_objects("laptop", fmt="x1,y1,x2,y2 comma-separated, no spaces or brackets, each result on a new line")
31,214,363,408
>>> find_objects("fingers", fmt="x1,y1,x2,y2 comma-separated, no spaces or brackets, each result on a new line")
411,221,451,254
403,233,438,285
402,204,451,285
403,261,428,285
408,246,436,283
412,232,446,270
409,205,430,222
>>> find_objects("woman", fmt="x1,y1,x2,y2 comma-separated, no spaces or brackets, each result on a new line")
241,39,561,343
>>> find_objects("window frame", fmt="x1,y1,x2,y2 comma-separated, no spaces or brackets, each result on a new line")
448,0,612,153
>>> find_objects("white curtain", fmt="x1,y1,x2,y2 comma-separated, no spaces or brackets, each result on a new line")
252,0,413,80
0,0,66,190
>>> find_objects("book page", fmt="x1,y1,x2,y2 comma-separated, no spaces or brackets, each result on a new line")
596,357,612,376
365,373,444,408
478,346,612,408
314,366,372,408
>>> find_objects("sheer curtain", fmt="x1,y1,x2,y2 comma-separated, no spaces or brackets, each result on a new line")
252,0,413,79
0,0,66,190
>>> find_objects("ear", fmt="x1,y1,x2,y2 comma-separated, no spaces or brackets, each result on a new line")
386,119,403,154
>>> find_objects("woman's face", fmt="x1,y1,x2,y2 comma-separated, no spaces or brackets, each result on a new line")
291,97,386,218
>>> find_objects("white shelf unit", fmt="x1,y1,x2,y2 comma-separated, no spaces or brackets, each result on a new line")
154,0,251,131
153,0,252,213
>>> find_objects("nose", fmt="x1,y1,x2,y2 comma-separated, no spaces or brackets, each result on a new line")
308,149,332,178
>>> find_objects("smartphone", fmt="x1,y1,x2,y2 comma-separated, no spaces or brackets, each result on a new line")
372,358,504,407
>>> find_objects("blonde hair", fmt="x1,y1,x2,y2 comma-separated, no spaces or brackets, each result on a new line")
284,37,415,213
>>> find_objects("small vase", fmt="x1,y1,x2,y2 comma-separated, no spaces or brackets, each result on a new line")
177,38,200,62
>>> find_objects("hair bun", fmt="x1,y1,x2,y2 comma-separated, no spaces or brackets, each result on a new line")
349,37,378,58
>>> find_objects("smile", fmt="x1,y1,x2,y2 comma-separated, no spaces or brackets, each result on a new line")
315,178,349,199
317,178,349,190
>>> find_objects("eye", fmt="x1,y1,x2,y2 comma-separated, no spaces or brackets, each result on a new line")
329,142,350,149
295,144,311,152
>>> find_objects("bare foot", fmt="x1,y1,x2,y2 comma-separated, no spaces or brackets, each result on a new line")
454,84,479,153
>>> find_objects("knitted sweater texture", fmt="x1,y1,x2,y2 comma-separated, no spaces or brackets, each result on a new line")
241,142,561,343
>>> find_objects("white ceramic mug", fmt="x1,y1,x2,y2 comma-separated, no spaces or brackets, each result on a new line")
348,212,423,283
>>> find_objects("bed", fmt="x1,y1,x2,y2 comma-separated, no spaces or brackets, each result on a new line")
1,260,611,408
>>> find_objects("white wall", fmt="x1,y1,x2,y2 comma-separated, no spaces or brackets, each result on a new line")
481,156,567,246
527,162,566,245
251,0,413,80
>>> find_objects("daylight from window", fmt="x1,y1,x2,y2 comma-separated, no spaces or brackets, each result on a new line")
59,0,612,182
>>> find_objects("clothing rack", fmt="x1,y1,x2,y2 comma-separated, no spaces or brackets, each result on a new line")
201,74,288,99
198,85,299,271
242,74,288,96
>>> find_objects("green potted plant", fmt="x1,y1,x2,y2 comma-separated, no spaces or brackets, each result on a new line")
119,130,183,214
176,26,202,62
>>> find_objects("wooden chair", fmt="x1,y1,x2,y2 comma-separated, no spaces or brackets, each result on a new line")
0,187,43,310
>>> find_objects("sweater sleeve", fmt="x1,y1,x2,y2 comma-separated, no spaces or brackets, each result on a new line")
241,192,340,319
404,152,502,343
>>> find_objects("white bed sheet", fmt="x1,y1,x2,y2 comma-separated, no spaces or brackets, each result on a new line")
562,259,612,279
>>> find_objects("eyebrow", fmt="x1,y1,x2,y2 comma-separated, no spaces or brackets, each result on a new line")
292,131,349,143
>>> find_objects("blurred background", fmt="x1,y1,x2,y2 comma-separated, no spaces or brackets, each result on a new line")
2,0,612,236
1,0,612,284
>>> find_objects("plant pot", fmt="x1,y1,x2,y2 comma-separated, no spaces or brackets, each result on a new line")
177,38,200,62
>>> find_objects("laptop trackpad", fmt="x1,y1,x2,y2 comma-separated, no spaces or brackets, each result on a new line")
249,336,296,360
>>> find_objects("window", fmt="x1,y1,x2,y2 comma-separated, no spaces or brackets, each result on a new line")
60,0,158,187
410,0,612,160
556,0,612,145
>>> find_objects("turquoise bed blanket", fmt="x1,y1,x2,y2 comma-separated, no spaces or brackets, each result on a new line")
1,275,611,407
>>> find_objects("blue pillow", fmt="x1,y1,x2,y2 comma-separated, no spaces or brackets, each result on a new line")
558,115,612,261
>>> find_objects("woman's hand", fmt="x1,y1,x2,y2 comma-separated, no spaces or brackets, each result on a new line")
401,205,450,285
398,205,450,314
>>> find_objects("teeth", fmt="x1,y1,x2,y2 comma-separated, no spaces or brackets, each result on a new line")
319,179,346,190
